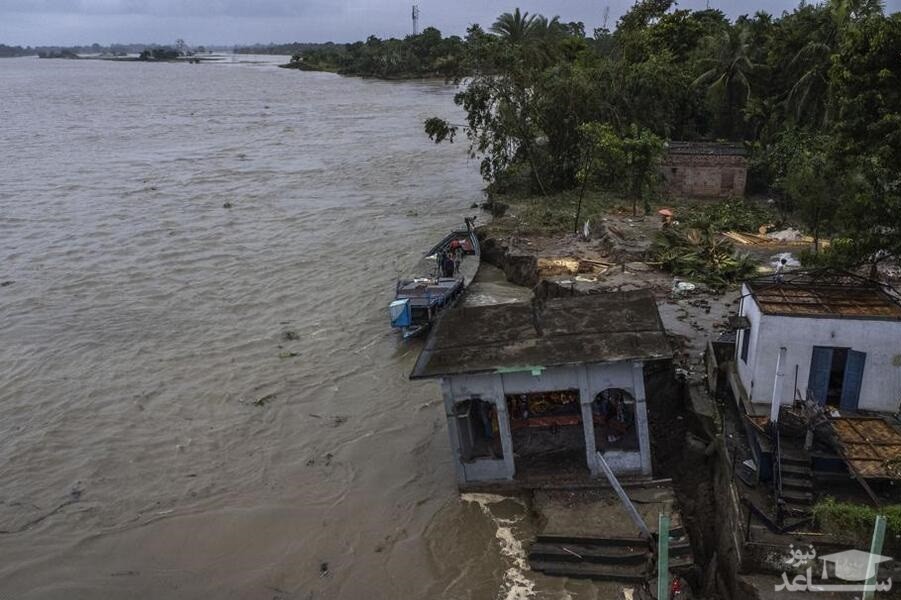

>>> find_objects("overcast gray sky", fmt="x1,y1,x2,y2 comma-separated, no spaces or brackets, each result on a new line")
2,0,900,47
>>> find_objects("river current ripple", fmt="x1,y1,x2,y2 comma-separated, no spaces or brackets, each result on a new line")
0,55,548,599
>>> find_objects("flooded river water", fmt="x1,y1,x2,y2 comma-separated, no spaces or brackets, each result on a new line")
0,55,600,599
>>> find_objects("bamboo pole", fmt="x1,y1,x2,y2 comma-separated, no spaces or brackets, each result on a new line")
862,515,886,600
657,513,670,600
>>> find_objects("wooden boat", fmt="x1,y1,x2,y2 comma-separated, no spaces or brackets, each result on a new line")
389,217,480,338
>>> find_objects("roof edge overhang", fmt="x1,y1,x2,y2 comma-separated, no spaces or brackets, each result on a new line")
756,310,901,322
409,354,673,381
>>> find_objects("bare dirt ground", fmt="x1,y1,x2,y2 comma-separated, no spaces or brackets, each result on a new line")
481,206,750,380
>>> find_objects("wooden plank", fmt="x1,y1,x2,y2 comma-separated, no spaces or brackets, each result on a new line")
830,420,884,505
596,452,654,544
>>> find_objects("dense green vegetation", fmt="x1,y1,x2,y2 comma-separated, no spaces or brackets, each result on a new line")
417,1,900,271
652,227,758,287
813,498,901,549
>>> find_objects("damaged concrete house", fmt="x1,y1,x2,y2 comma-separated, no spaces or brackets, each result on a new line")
411,290,697,584
702,269,901,596
732,270,901,414
410,289,671,486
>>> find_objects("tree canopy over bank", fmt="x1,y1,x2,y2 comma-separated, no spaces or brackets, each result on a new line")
415,1,901,272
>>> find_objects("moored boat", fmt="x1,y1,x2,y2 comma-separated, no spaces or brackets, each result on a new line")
389,218,480,338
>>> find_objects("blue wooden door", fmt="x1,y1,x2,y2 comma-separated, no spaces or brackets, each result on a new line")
808,346,833,405
840,350,867,411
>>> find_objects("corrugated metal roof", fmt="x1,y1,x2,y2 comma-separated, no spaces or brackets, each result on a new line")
832,417,901,480
410,289,672,379
746,270,901,320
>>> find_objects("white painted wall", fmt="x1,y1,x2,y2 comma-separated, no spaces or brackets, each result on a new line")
737,285,901,413
736,283,764,403
445,362,639,398
440,359,653,483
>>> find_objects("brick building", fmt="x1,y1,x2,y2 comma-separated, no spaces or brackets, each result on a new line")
661,141,747,198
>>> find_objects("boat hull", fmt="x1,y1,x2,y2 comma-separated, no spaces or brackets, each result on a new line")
390,218,480,337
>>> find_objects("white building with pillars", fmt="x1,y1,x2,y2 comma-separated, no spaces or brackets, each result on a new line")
410,290,672,487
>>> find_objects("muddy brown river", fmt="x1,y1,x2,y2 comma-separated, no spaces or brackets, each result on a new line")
1,55,606,599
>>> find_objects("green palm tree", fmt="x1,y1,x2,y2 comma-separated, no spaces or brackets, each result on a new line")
490,8,537,44
784,0,882,127
529,14,566,40
786,41,833,126
693,28,757,138
492,9,565,69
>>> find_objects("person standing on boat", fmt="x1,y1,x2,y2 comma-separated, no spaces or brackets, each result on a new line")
438,251,455,278
449,239,463,274
436,249,448,278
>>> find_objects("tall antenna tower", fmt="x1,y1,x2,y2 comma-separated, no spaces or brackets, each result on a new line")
412,4,420,35
602,5,610,30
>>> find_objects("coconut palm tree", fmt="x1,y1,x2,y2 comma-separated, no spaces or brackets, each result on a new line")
693,28,758,138
529,14,566,40
490,9,537,45
491,9,566,69
785,0,884,127
786,41,833,126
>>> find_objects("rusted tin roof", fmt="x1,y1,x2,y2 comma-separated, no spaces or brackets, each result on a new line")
410,289,672,379
831,417,901,480
746,270,901,320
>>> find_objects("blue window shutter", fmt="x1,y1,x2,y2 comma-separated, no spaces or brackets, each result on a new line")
808,346,833,405
840,350,866,411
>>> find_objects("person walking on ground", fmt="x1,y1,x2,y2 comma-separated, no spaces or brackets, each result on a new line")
775,258,788,283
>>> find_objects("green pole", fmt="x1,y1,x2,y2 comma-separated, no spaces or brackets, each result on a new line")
658,513,670,600
863,514,886,600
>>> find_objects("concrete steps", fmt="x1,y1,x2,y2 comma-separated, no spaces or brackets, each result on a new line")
780,490,814,505
529,531,693,583
781,475,813,492
529,542,647,564
530,559,648,582
777,444,815,514
780,463,812,477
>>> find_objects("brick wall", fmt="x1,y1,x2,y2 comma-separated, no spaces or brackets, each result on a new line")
661,153,748,198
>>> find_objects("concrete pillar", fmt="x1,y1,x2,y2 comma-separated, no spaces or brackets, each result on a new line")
440,378,467,485
770,347,787,423
578,365,599,476
492,375,516,480
632,361,652,476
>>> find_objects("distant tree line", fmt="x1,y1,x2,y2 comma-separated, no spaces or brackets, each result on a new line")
1,42,214,59
2,43,139,57
234,42,339,55
286,28,471,79
0,44,35,58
